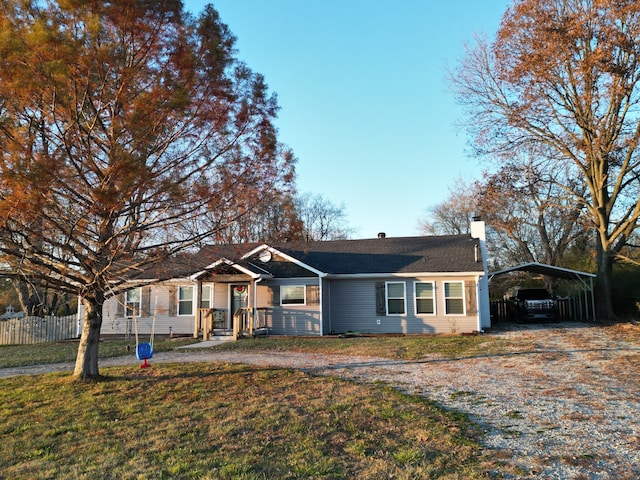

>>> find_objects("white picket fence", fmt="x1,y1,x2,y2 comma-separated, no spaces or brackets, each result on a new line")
0,314,79,345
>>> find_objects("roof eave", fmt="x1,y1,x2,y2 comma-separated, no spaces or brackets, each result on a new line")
325,271,485,279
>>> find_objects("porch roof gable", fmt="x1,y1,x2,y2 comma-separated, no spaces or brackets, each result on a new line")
189,257,273,281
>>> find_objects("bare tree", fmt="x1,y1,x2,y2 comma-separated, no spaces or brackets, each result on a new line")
478,156,589,292
11,278,73,317
420,157,589,293
295,193,354,241
453,0,640,319
202,192,304,244
477,149,588,265
418,176,478,236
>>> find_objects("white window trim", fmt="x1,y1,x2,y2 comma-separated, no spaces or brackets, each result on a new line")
178,285,194,316
414,281,436,316
385,281,406,316
444,281,466,316
281,285,306,306
125,287,142,317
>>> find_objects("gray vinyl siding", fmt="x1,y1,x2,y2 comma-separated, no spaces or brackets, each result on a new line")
102,282,195,336
328,277,479,335
102,274,479,337
328,279,379,334
256,278,321,336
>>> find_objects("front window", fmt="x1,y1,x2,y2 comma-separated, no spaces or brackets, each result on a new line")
444,281,465,315
126,288,141,317
281,285,306,305
386,282,406,315
178,286,194,315
415,282,435,315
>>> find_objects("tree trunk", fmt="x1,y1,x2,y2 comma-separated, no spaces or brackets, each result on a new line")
73,293,104,380
595,246,615,321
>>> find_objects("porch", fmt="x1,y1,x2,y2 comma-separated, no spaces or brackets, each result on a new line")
195,307,270,340
190,260,274,341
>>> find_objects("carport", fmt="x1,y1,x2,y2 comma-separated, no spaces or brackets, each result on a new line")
489,262,596,323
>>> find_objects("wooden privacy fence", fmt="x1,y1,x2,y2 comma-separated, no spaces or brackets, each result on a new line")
0,314,78,345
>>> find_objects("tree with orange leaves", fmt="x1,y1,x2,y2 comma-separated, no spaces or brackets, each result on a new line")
0,0,295,379
454,0,640,320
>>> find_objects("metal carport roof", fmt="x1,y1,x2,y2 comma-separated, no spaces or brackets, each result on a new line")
489,262,596,281
488,262,596,322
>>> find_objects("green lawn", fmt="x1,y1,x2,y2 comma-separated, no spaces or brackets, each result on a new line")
0,337,199,368
0,333,524,369
210,333,524,360
0,333,530,479
0,362,503,479
7,325,636,479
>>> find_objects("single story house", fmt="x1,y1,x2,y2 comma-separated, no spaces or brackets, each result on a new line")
102,222,490,337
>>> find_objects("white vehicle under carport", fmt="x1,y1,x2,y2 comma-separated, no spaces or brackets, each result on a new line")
507,288,560,323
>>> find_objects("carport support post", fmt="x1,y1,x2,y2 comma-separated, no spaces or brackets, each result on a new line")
589,277,596,322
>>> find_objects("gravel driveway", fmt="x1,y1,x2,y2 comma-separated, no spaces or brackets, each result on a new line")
2,322,639,479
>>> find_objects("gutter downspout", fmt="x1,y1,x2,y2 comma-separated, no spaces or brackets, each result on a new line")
318,273,327,336
474,273,482,330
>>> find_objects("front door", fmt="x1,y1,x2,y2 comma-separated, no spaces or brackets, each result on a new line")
230,284,249,329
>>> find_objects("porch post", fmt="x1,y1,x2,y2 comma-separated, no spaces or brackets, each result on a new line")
252,277,264,335
233,310,240,340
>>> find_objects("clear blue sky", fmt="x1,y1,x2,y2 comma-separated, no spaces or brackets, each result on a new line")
185,1,511,238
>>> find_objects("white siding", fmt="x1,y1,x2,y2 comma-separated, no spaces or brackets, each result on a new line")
102,282,195,336
213,283,228,310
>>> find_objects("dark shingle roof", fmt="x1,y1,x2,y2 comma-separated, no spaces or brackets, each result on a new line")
148,235,483,280
276,235,482,275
